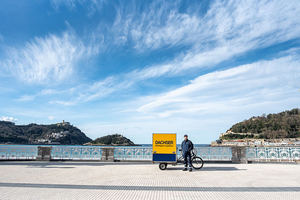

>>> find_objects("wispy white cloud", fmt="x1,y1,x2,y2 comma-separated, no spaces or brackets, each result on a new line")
115,0,300,80
51,0,78,9
21,0,300,107
16,95,36,102
136,56,300,118
52,56,300,142
1,0,299,144
51,0,106,16
50,50,300,106
113,0,300,52
55,0,300,104
76,56,300,143
16,88,64,102
51,0,104,9
48,116,55,120
50,76,133,105
2,31,99,85
0,116,17,122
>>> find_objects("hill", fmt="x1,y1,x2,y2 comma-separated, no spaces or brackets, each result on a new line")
220,108,300,140
0,121,92,145
88,134,136,146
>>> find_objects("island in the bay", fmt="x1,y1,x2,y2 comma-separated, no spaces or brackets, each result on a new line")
212,108,300,146
85,134,136,146
0,120,136,146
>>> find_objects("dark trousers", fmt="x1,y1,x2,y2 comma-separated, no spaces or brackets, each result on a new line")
183,151,192,168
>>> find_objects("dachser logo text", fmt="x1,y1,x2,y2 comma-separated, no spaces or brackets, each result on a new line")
155,141,173,145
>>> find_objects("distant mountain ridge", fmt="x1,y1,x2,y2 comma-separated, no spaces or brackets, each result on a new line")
220,108,300,140
0,121,92,145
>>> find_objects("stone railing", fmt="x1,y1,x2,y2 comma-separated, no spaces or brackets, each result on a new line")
193,147,232,161
246,146,300,162
0,145,37,160
51,145,103,160
113,146,233,161
0,145,299,163
114,146,152,161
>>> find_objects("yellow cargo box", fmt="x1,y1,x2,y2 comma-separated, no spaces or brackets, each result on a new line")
152,133,177,162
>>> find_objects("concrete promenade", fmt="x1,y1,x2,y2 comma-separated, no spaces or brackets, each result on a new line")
0,161,299,200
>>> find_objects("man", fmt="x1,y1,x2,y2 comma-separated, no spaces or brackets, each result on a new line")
181,134,194,172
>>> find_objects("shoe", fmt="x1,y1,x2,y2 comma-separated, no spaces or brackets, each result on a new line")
189,168,192,172
182,168,188,171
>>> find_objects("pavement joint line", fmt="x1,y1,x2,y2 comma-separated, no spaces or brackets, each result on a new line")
0,183,299,192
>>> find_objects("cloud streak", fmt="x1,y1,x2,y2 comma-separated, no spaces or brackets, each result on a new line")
13,0,300,108
2,31,99,85
113,0,300,51
53,0,300,104
0,116,17,122
1,0,299,143
51,0,105,12
136,56,300,118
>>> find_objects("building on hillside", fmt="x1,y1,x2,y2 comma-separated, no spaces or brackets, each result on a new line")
56,120,70,127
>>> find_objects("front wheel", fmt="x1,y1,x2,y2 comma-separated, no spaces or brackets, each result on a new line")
191,156,204,170
159,163,168,170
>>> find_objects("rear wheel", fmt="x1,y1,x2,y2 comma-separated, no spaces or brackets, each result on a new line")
159,163,168,170
191,156,204,170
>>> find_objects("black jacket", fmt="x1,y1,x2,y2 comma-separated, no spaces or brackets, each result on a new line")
181,139,194,154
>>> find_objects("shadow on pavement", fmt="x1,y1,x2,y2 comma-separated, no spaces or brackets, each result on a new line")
0,162,246,170
166,166,246,171
0,182,299,192
0,161,153,168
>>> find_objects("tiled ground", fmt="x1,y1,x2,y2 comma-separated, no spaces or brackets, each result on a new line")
0,161,299,200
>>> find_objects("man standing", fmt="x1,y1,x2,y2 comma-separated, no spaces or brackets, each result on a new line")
181,134,194,172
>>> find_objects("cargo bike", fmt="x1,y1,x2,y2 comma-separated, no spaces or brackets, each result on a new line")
152,133,204,170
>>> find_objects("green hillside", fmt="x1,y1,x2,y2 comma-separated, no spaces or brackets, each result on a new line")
90,134,136,146
221,108,300,140
0,121,92,145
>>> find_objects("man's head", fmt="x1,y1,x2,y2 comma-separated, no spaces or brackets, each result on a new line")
184,134,188,141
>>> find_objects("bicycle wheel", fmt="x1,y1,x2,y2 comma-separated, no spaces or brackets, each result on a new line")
191,156,204,169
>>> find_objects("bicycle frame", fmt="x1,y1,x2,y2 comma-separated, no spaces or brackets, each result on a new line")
177,149,197,163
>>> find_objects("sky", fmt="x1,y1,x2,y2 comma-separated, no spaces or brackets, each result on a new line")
0,0,300,144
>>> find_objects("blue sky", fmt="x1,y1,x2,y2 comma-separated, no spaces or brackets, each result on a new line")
0,0,300,144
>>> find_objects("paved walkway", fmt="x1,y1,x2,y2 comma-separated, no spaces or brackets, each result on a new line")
0,161,299,200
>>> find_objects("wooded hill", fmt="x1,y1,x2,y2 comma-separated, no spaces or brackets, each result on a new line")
0,121,92,145
88,134,136,146
221,108,300,140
